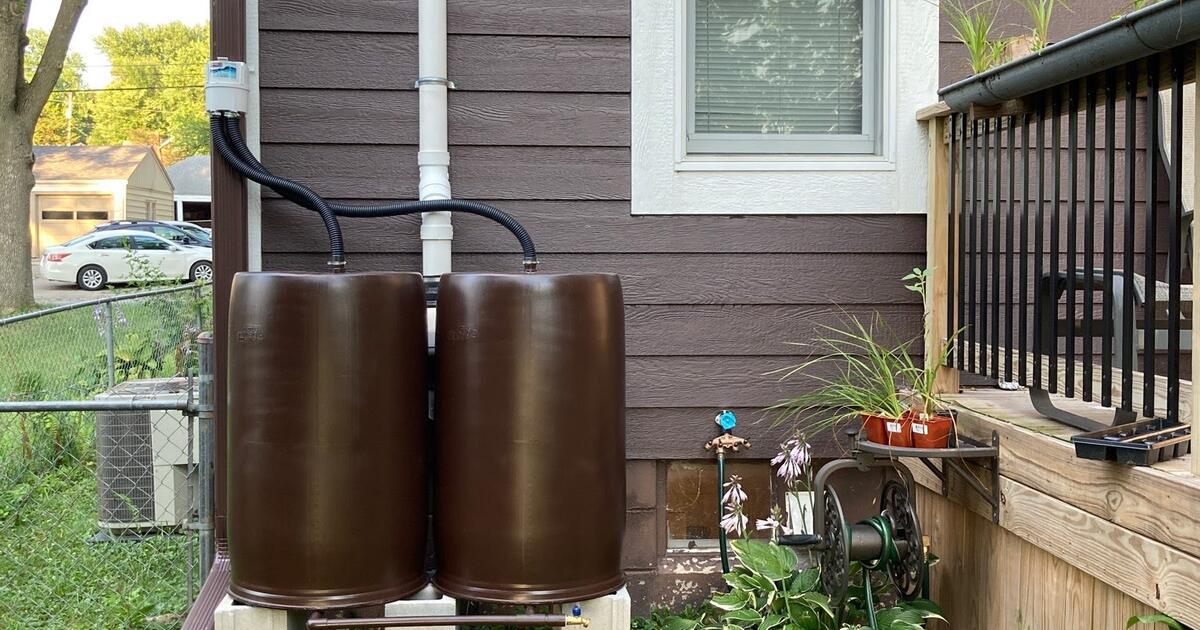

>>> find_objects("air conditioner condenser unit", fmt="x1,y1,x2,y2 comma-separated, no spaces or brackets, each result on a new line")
93,378,196,537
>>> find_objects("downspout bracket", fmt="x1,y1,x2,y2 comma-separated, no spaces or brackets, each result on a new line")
414,77,456,89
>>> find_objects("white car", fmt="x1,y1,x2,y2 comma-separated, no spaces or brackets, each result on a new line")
40,230,214,291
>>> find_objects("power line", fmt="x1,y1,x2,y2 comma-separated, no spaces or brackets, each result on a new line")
50,85,203,93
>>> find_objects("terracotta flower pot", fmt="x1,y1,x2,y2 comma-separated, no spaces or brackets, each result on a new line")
862,413,912,447
911,412,954,449
886,413,914,447
861,413,889,444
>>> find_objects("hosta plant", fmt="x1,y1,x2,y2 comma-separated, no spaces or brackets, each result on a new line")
669,539,835,630
658,539,944,630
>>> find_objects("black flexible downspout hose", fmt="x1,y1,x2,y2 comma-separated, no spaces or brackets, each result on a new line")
218,116,539,270
210,114,346,266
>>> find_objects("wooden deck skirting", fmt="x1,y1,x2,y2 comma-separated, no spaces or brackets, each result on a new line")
906,388,1200,626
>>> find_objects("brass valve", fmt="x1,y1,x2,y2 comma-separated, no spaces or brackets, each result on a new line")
704,432,750,454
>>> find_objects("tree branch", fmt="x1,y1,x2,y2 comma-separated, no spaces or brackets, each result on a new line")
18,0,86,124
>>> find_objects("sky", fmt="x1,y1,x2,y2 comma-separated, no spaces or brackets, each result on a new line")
27,0,209,88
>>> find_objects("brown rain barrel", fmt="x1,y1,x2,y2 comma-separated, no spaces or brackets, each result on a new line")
434,272,626,603
227,272,429,610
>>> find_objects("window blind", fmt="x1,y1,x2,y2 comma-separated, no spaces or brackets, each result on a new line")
692,0,866,137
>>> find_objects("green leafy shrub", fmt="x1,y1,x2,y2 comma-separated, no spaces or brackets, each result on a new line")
642,540,943,630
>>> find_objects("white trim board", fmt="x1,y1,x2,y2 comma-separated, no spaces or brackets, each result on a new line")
246,0,263,271
630,0,939,215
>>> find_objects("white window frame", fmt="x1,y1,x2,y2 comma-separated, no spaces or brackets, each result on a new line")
685,0,883,156
631,0,936,215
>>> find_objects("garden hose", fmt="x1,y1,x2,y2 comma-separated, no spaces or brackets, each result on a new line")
716,451,730,575
860,515,900,570
858,515,902,629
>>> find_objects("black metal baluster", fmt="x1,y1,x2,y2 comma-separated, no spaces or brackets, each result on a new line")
1166,50,1184,423
1143,58,1160,418
1019,113,1030,385
1121,62,1137,413
958,115,969,370
1082,77,1097,401
1006,116,1016,382
1050,92,1062,393
1066,83,1079,397
993,117,1003,379
1102,69,1116,407
947,114,958,367
969,119,979,374
981,119,991,377
1035,98,1046,390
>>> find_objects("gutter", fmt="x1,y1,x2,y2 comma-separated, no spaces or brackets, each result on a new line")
939,0,1200,111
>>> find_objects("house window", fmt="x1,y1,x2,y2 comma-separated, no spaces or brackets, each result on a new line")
666,460,774,549
632,0,935,214
687,0,880,155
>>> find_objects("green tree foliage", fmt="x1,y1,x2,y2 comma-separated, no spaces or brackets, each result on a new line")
22,29,91,146
89,22,208,165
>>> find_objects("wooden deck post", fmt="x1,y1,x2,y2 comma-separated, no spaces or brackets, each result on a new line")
1191,49,1199,477
921,104,960,394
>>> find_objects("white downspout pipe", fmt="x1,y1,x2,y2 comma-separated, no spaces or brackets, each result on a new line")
417,0,453,278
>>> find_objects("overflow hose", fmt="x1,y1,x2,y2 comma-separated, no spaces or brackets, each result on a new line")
217,115,539,271
210,114,346,266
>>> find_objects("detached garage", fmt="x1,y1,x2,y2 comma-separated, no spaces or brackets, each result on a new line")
29,146,175,257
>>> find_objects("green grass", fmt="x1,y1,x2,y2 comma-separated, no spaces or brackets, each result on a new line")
0,467,191,629
0,287,212,630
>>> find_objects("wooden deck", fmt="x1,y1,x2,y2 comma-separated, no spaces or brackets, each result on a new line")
911,388,1200,627
948,388,1194,478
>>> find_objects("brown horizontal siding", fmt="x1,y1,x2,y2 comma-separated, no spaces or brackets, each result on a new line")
627,408,843,459
260,0,630,37
625,305,922,356
257,0,922,461
260,201,926,254
261,90,630,146
261,252,925,305
260,145,629,200
260,32,629,92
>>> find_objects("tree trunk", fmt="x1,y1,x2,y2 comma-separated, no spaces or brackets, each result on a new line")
0,124,36,314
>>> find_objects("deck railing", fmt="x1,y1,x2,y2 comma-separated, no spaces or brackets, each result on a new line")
920,4,1199,474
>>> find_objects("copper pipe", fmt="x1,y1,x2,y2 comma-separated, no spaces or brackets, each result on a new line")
307,614,589,629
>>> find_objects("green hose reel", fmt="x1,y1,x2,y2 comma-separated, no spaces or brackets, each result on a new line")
780,466,926,628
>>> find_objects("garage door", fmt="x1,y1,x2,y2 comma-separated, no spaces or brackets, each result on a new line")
35,194,112,257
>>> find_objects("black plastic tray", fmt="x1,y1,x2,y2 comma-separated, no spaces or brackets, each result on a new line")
1071,419,1192,466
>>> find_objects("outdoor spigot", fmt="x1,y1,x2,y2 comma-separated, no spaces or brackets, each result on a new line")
704,410,750,454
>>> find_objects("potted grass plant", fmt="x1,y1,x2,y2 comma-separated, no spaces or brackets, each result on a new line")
900,268,960,449
944,0,1005,74
769,315,914,447
902,350,956,449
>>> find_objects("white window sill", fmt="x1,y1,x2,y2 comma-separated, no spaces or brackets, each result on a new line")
675,154,897,173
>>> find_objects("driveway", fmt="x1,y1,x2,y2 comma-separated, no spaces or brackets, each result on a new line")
32,260,118,305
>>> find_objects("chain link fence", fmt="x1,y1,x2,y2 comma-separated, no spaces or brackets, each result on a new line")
0,284,213,629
